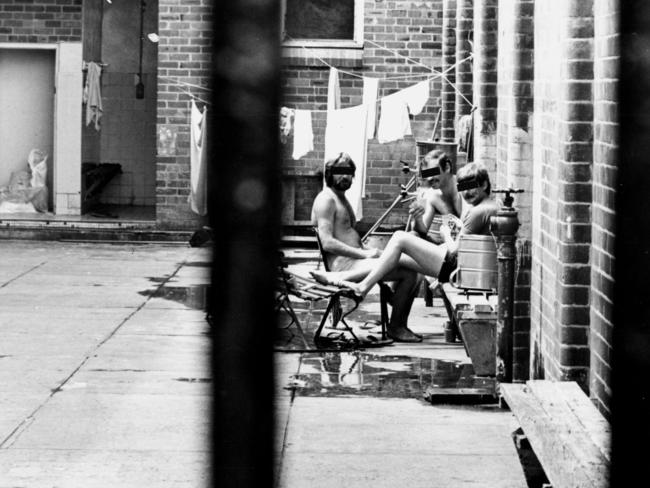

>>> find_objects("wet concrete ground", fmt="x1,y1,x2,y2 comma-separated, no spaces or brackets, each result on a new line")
0,240,211,487
275,255,529,487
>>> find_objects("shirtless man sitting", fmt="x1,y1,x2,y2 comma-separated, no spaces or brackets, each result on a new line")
409,149,463,244
311,153,423,343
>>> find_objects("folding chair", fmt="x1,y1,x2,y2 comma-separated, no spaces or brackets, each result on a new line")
275,253,366,349
313,229,392,344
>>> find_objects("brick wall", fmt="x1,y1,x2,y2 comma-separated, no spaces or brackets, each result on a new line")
590,0,618,417
531,0,594,388
0,0,82,43
496,0,534,381
156,0,212,228
281,1,445,226
472,0,497,176
440,0,456,142
455,0,473,119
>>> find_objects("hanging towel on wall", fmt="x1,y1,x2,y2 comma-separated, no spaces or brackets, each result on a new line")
327,67,341,111
377,91,412,143
325,104,369,219
362,77,379,139
292,109,314,160
189,100,208,216
403,80,430,116
83,62,103,131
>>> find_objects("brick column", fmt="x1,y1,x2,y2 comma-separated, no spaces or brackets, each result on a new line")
531,0,594,387
473,0,498,176
455,0,474,119
497,0,534,382
590,0,618,417
441,0,457,142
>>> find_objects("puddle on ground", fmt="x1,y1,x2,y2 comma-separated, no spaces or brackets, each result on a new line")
139,284,210,310
287,352,495,399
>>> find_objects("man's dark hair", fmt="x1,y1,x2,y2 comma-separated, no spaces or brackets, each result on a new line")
457,162,491,194
423,149,453,173
324,152,356,187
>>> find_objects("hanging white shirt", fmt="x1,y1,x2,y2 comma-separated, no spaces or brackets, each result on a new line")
292,109,314,160
188,100,208,216
324,104,370,219
362,77,379,139
403,79,430,116
327,67,341,111
377,90,412,144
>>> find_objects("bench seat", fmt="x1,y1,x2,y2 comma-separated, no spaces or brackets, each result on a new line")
500,380,610,488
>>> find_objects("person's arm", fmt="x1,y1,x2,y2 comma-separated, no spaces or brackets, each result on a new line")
411,190,436,236
314,194,379,259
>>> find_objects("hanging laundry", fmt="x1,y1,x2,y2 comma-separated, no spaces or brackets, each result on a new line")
377,91,412,144
83,62,103,131
362,77,379,140
325,104,369,219
188,100,208,216
279,106,294,144
327,67,341,111
403,79,430,116
292,109,314,160
457,113,473,153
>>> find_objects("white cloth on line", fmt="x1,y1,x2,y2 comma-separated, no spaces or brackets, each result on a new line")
324,104,370,219
189,100,208,216
362,77,379,139
292,109,314,160
327,67,341,111
377,90,412,143
403,80,430,116
83,62,103,131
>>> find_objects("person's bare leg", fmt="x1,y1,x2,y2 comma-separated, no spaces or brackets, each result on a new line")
383,268,422,342
341,231,446,296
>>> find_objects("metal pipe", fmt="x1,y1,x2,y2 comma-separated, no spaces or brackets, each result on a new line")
489,189,522,383
361,175,417,242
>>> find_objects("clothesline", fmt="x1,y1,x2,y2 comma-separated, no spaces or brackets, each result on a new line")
365,39,475,109
159,75,212,106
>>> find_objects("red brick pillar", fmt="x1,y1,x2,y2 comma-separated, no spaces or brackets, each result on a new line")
497,0,534,382
455,0,474,119
441,0,457,142
590,0,618,416
473,0,498,176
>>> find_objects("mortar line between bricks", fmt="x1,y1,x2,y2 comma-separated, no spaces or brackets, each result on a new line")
0,261,46,288
0,260,187,450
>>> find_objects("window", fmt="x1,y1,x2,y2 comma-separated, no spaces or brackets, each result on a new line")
282,0,364,50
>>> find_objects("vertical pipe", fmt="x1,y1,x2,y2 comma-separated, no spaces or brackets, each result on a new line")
491,197,520,383
210,0,281,486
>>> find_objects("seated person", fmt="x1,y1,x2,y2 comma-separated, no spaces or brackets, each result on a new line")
410,149,463,244
311,152,423,343
311,161,500,298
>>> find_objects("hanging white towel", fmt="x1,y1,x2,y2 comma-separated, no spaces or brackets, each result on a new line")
189,100,208,216
324,104,369,219
327,67,341,111
403,80,430,116
377,91,412,143
292,109,314,160
362,77,379,139
83,62,103,131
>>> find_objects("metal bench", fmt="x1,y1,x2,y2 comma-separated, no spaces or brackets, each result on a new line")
500,380,611,488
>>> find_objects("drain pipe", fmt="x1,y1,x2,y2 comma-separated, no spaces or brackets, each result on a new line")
490,188,523,383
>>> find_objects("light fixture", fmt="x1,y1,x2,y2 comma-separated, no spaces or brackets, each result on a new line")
147,33,159,43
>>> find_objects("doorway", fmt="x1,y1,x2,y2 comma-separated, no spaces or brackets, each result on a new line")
0,49,55,211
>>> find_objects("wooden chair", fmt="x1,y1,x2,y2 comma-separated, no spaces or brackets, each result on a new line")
275,253,365,349
313,229,392,344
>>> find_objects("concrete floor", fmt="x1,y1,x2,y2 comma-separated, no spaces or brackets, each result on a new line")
275,256,530,488
0,240,211,487
0,241,530,487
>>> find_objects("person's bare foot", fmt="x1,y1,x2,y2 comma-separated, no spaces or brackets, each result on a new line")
310,270,343,287
387,326,423,343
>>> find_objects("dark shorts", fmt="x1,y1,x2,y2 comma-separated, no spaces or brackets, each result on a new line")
437,252,457,283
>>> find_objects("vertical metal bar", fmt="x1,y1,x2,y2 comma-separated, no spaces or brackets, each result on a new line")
210,0,280,486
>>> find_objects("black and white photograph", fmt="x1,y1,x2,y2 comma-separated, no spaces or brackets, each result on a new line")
1,0,648,487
